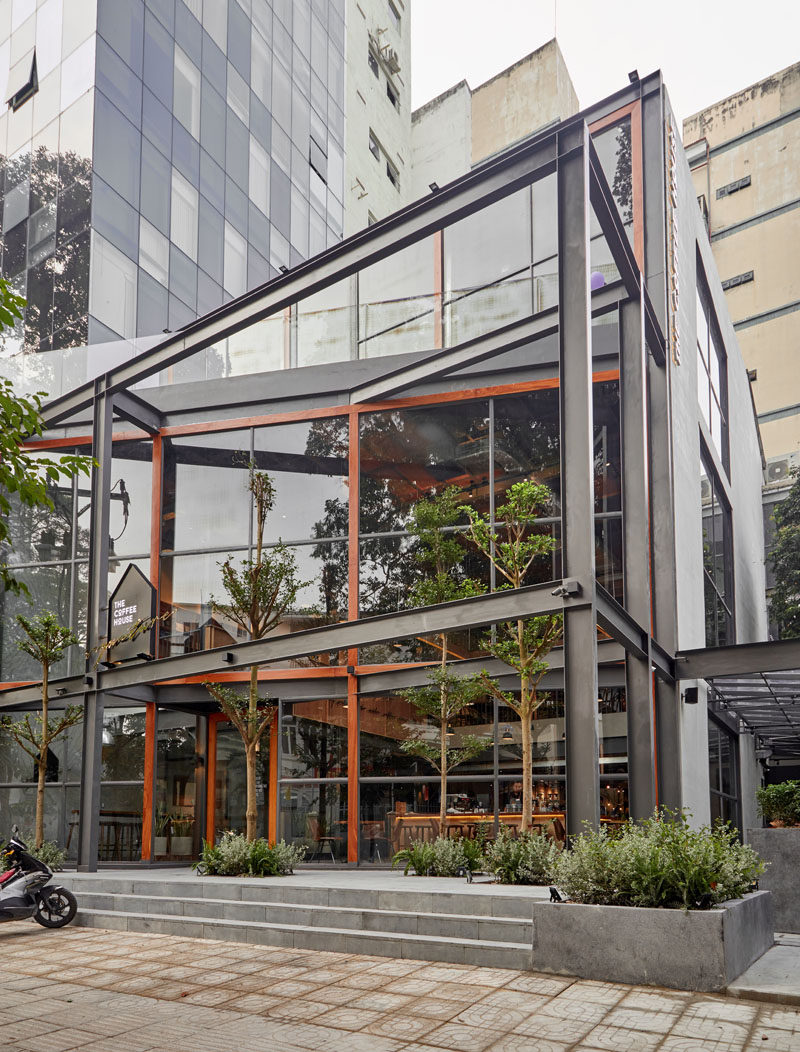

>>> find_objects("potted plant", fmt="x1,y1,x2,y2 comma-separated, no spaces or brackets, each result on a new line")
153,809,170,856
756,781,800,827
171,816,194,856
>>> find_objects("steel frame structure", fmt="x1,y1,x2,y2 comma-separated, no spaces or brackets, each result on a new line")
2,77,693,868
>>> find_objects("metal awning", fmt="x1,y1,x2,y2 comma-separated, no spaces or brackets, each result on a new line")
708,669,800,762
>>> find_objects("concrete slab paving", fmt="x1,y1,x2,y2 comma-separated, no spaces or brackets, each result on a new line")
1,923,799,1052
728,933,800,1006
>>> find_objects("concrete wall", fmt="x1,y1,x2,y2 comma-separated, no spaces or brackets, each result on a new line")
344,0,412,234
683,63,800,463
739,736,763,841
667,92,768,819
469,40,579,165
409,82,471,200
409,39,578,199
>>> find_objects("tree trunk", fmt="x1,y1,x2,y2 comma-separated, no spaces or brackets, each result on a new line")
521,711,532,833
35,664,49,849
245,741,258,841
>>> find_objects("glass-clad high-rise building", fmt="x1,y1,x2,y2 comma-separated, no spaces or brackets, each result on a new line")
0,0,345,352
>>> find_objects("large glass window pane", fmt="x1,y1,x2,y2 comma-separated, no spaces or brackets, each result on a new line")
162,431,252,553
173,45,200,139
93,91,140,208
248,134,269,215
360,400,491,535
279,781,347,863
158,552,233,658
139,216,169,285
110,440,152,559
444,189,533,346
281,700,347,779
223,220,246,297
296,277,354,366
155,709,196,859
0,565,75,681
213,721,270,839
170,167,198,261
358,236,436,358
253,417,348,546
592,118,634,241
89,230,137,338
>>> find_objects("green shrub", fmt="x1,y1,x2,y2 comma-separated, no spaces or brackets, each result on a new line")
553,811,765,910
20,835,66,871
484,829,559,885
194,832,306,877
756,781,800,827
393,835,485,877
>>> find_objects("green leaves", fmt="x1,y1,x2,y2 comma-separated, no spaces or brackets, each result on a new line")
769,473,800,638
407,485,484,609
756,780,800,826
0,373,94,597
15,612,79,669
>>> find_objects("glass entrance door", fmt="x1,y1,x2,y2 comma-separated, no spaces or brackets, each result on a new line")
155,709,197,859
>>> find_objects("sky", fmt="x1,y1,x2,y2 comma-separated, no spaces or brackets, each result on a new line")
410,1,800,126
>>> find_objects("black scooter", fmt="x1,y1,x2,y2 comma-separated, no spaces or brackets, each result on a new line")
0,827,77,928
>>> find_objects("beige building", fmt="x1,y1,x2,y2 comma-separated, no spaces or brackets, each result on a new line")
410,40,579,199
684,63,800,475
344,0,412,234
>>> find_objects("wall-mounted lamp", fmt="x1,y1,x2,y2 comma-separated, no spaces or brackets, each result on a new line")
429,181,439,192
500,726,514,743
279,265,289,274
222,652,235,664
683,686,699,705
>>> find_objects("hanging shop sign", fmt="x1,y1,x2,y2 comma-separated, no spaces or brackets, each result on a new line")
107,563,157,662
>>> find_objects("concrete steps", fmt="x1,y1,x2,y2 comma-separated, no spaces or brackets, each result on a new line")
56,873,538,969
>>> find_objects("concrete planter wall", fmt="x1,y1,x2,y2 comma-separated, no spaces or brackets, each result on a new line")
748,827,800,933
531,890,773,991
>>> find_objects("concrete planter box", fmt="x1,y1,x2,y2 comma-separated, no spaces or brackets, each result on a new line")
530,890,773,991
748,827,800,933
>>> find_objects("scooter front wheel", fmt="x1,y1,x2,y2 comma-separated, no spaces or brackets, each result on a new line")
34,888,77,928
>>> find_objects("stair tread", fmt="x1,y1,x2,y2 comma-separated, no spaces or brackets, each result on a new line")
76,907,531,949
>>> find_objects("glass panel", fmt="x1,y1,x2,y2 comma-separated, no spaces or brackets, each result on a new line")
89,230,137,339
281,699,347,779
155,709,196,859
158,552,234,658
213,720,270,839
163,432,251,553
279,781,347,862
444,189,532,347
223,220,247,297
7,451,75,565
696,289,709,362
296,277,354,366
173,45,200,139
139,216,169,285
360,400,491,535
101,707,146,781
219,313,286,376
253,417,348,544
0,565,75,682
592,118,634,237
110,440,153,558
532,173,558,264
494,388,560,508
170,167,198,261
358,236,436,358
0,785,63,843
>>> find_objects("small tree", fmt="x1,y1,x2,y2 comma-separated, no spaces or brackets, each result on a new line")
770,471,800,638
1,278,93,597
462,480,562,832
204,470,307,841
0,613,83,848
399,487,489,832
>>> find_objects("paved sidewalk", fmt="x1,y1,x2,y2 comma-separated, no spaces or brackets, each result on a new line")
1,924,800,1052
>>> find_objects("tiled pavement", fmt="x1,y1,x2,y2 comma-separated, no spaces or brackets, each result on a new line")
1,924,799,1052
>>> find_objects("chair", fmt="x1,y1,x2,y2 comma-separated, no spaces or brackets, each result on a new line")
361,820,391,862
306,816,339,863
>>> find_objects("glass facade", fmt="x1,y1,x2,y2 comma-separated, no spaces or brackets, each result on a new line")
696,284,728,466
0,0,346,350
700,453,734,647
708,716,740,829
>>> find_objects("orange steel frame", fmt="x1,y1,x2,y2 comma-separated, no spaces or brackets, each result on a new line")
20,104,644,859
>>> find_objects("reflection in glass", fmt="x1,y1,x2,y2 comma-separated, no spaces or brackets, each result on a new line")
444,189,533,346
281,700,347,779
358,236,436,358
296,277,355,366
214,721,270,839
592,118,634,236
280,781,348,862
155,709,196,859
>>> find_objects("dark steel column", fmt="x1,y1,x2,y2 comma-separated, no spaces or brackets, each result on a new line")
78,380,113,871
558,124,600,836
649,349,682,809
621,290,656,819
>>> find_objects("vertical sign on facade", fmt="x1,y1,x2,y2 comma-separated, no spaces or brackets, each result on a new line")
666,118,681,365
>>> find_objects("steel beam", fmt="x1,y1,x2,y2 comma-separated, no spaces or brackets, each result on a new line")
77,380,113,872
40,134,561,429
559,124,601,837
112,390,162,434
679,638,800,679
620,291,656,819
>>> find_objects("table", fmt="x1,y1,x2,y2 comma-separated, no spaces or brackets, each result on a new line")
388,812,567,851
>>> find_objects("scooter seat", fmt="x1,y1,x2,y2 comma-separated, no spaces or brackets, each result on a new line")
0,869,16,884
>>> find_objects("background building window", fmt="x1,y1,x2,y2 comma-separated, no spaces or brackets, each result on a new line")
386,80,399,110
173,46,200,139
170,169,199,262
368,130,380,160
697,283,728,466
700,453,734,647
386,159,399,189
708,716,741,829
387,1,401,30
367,49,379,78
89,231,137,338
